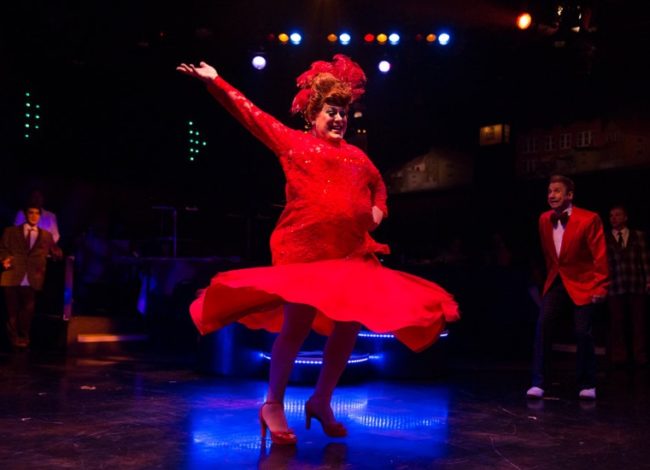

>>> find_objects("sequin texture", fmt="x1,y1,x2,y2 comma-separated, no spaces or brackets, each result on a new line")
208,76,389,265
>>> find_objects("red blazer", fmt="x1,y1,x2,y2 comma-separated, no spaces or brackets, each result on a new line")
539,206,609,306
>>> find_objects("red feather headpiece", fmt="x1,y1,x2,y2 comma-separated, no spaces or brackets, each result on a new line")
290,54,366,115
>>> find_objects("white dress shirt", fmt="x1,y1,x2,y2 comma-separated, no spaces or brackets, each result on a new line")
611,227,629,248
15,209,60,243
552,205,573,257
20,224,39,286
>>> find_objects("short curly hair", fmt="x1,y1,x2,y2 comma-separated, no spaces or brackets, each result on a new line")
304,73,352,122
549,174,575,193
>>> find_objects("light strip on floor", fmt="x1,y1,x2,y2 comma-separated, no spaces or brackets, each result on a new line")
77,334,149,343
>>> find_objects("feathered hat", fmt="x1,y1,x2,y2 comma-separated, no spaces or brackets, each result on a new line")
290,54,366,116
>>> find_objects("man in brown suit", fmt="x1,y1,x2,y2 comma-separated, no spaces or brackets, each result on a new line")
0,206,62,349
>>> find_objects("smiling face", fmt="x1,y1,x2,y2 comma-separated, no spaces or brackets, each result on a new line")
547,182,573,211
311,104,348,143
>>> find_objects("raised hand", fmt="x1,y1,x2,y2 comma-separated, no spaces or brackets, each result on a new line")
176,61,218,83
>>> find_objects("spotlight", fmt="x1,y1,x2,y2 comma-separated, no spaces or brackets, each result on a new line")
426,33,437,43
376,33,388,44
364,33,375,43
517,13,532,30
289,32,302,45
339,32,351,45
438,32,451,45
327,33,338,43
388,33,400,45
251,55,267,70
278,33,289,44
378,60,391,73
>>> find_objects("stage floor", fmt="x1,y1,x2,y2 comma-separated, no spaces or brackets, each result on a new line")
0,351,648,469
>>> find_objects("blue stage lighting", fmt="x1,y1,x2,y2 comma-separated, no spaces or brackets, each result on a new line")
388,33,400,45
260,351,375,365
378,60,391,73
358,331,395,339
339,32,351,45
289,32,302,45
438,32,451,45
251,55,267,70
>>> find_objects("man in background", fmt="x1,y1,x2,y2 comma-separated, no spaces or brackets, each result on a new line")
15,189,60,244
605,205,649,367
1,206,62,349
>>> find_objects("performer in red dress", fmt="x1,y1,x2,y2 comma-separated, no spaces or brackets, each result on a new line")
177,55,459,445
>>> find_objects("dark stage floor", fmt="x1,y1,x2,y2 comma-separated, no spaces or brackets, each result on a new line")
1,350,648,469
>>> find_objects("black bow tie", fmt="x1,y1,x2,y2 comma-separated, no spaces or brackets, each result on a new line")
551,211,569,227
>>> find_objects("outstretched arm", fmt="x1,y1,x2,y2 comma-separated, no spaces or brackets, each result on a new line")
176,61,218,84
177,61,293,156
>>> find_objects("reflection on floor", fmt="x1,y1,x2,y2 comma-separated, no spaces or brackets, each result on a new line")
0,350,649,469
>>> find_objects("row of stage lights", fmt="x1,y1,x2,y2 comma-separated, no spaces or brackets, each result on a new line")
251,30,451,74
264,12,535,49
249,14,533,74
268,31,452,47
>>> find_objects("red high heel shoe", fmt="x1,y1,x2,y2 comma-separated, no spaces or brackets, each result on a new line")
259,401,298,445
305,398,347,437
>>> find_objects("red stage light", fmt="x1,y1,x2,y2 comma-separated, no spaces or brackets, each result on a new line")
364,33,375,43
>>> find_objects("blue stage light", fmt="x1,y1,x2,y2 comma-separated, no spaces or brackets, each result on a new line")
289,32,302,45
358,331,395,339
438,32,451,45
251,55,267,70
260,351,376,365
378,60,391,73
339,32,351,45
388,33,400,45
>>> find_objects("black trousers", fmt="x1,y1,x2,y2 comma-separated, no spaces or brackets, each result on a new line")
532,278,597,390
4,286,37,346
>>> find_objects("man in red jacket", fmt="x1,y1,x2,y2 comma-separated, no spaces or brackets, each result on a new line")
527,175,609,400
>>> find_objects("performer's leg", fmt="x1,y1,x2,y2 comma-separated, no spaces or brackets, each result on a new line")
607,295,627,365
574,302,597,390
531,280,569,388
312,321,361,402
263,303,316,430
629,294,647,365
16,287,36,346
4,287,21,347
306,321,360,434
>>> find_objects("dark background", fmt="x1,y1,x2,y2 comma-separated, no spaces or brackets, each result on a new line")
1,0,649,265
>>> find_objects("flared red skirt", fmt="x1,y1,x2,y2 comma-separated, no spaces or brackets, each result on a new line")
190,256,459,352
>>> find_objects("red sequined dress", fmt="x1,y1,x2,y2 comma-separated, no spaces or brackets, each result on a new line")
189,76,459,352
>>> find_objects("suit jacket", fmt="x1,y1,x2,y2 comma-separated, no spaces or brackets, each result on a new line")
539,206,609,306
605,229,650,295
0,225,60,291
